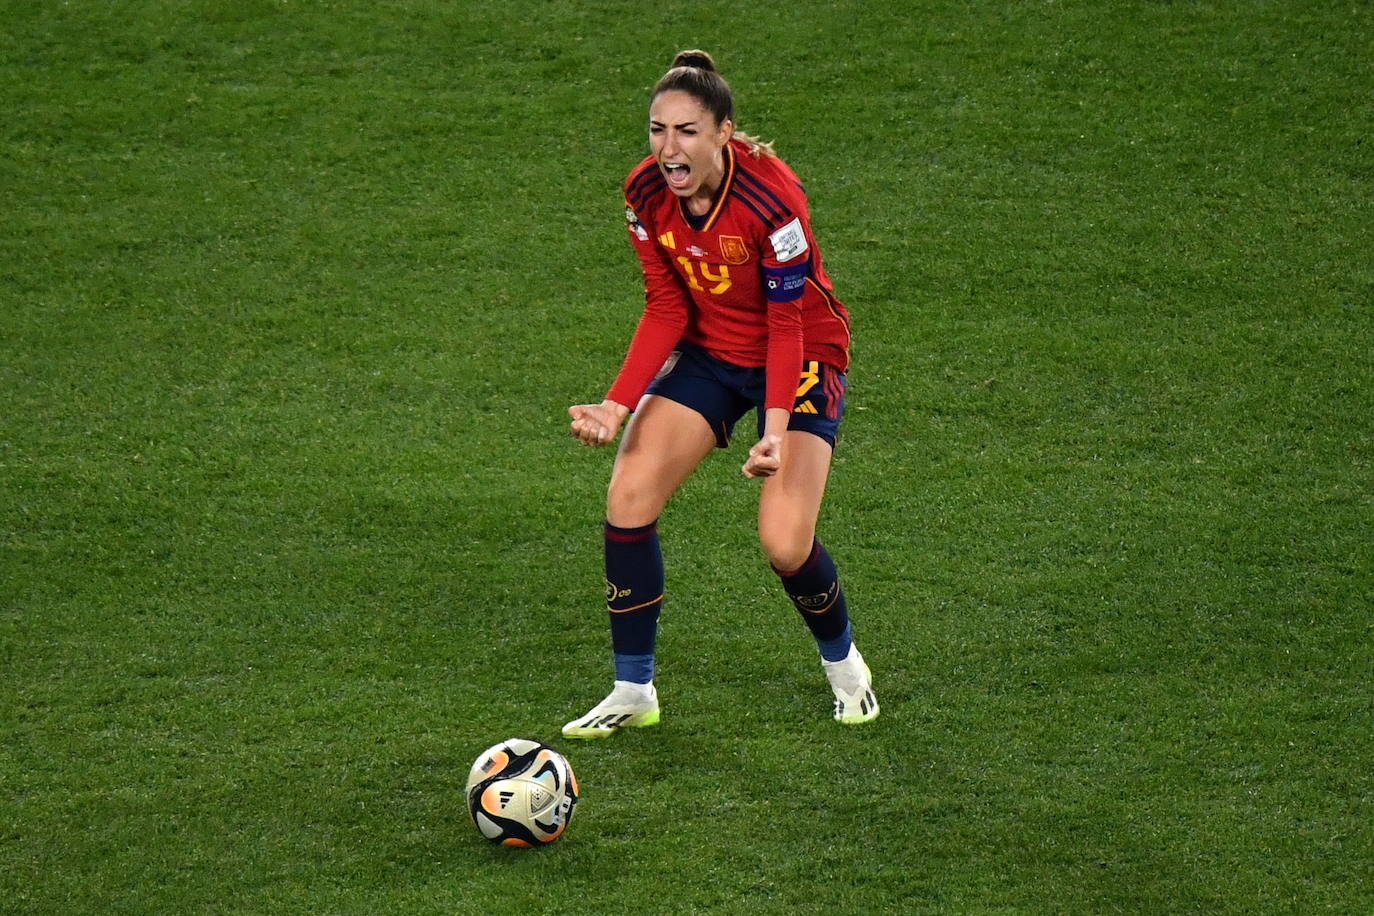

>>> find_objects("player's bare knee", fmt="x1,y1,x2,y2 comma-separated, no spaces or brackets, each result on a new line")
606,478,664,528
758,527,811,573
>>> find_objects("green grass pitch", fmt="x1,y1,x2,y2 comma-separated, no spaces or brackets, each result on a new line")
3,1,1371,911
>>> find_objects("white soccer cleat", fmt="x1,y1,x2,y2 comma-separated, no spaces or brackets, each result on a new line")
822,645,879,725
561,680,661,739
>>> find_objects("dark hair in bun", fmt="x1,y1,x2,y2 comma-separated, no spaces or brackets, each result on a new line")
671,50,717,71
653,49,733,126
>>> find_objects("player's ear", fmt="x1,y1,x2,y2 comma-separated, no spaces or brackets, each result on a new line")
718,118,734,144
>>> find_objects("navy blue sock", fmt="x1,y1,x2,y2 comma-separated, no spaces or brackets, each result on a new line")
604,520,664,684
775,539,853,662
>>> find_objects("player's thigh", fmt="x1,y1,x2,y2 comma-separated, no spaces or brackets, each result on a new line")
607,395,717,527
757,430,834,570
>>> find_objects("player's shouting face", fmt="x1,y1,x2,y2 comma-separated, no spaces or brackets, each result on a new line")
649,89,734,213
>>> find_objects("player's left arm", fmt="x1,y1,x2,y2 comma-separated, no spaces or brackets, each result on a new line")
743,210,813,479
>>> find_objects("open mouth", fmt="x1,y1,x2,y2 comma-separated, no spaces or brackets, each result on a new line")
662,162,692,190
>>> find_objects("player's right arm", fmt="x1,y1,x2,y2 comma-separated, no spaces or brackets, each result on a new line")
603,197,691,411
569,183,692,446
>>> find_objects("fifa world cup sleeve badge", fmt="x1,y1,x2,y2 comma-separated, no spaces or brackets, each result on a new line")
767,217,809,262
625,204,648,241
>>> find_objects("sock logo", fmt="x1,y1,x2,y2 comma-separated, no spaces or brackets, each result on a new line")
792,582,839,613
606,579,632,603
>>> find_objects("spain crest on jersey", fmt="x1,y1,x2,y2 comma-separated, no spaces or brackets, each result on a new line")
719,235,749,265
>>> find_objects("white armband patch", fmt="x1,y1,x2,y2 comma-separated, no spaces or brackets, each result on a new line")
768,217,809,263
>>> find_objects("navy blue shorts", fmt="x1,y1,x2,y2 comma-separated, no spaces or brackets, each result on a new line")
644,341,846,449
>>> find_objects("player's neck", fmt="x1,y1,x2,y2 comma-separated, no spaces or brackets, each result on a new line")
685,192,713,216
685,163,725,216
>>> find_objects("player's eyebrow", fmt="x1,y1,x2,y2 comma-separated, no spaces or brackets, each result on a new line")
649,119,699,130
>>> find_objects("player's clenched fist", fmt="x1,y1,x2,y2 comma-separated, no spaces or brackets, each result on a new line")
742,434,783,478
568,401,630,446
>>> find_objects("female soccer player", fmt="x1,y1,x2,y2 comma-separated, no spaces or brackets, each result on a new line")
562,50,877,737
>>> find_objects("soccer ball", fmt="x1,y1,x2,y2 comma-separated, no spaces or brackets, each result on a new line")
466,738,579,847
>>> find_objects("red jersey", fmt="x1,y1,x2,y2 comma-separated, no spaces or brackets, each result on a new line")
606,138,851,412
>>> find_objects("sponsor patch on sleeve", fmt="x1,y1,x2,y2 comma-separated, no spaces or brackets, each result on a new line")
767,217,809,263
